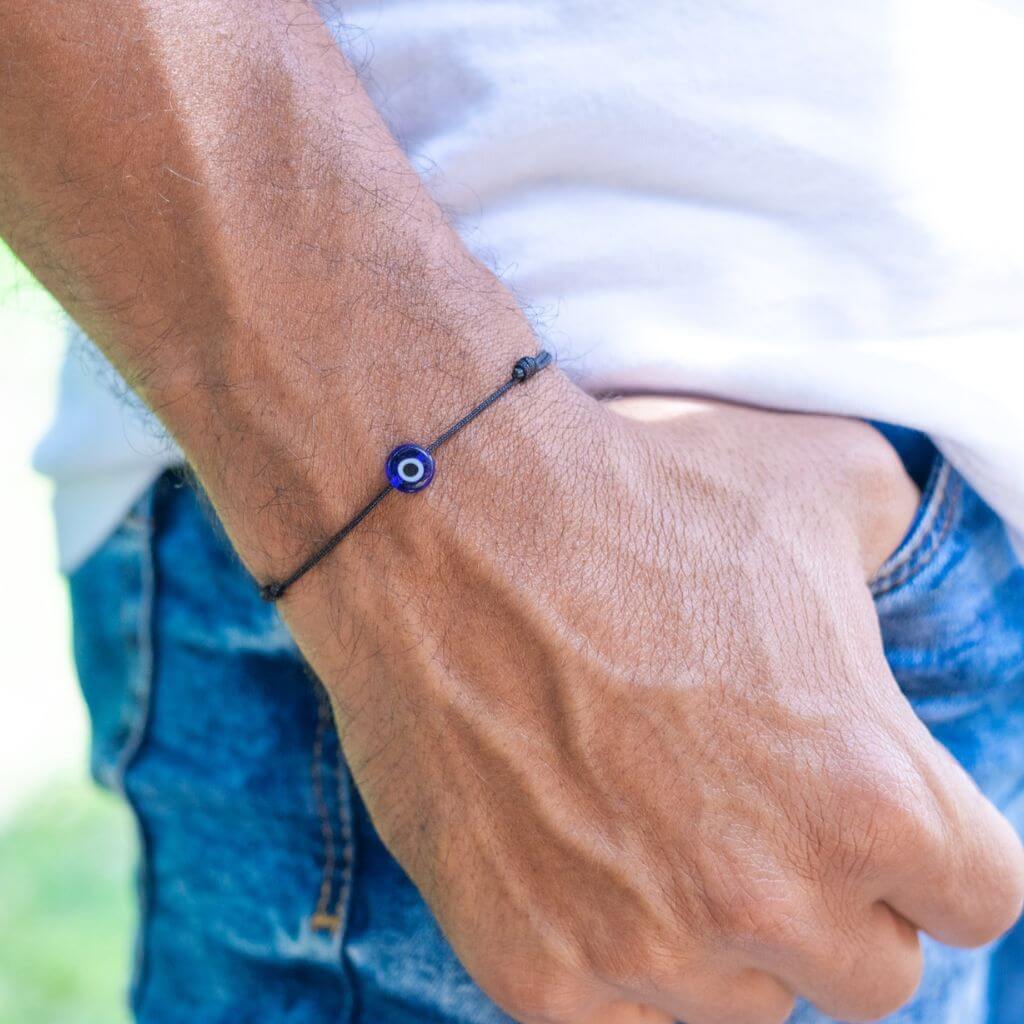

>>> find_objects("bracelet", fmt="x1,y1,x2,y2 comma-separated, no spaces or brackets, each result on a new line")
259,350,553,602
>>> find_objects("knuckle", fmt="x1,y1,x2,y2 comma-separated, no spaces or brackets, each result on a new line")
867,954,922,1021
843,771,921,844
832,939,923,1023
700,1008,786,1024
824,765,932,881
699,987,797,1024
931,808,1024,948
956,843,1024,947
730,975,798,1024
944,895,1018,949
841,982,920,1022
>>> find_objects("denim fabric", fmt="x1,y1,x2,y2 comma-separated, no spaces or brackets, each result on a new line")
70,445,1024,1024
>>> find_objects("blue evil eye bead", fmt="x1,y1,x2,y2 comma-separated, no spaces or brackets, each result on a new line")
386,444,435,493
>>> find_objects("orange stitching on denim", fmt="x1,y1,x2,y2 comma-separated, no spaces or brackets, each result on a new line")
309,911,341,931
310,686,340,933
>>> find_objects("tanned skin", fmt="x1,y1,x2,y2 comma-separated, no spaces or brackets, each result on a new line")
2,3,1022,1022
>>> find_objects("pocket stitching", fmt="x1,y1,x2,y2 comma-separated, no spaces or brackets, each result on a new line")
871,466,962,598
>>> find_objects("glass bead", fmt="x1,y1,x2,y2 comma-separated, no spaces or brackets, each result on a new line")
386,444,435,493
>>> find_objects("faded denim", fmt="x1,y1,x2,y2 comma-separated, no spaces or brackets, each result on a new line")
69,434,1024,1023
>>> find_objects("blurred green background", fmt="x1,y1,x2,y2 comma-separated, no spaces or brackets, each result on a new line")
0,243,134,1024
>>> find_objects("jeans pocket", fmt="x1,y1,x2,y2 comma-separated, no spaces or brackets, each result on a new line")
869,451,960,600
68,487,156,794
869,453,1024,704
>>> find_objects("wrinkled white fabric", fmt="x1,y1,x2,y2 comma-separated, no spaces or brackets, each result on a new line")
34,0,1024,570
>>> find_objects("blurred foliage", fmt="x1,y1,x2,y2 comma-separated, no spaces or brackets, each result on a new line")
0,244,134,1024
0,782,134,1024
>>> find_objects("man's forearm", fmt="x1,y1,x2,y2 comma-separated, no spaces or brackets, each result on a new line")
0,0,554,575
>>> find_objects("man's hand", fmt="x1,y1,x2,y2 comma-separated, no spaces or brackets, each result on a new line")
277,389,1024,1024
3,3,1022,1022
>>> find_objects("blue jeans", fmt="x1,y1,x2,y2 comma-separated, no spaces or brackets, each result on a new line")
70,437,1024,1023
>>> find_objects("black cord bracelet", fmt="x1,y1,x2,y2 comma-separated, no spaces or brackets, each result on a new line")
259,350,553,602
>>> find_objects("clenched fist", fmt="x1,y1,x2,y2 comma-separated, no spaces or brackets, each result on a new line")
271,378,1024,1024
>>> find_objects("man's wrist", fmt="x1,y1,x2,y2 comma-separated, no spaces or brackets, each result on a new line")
3,0,576,590
194,325,584,590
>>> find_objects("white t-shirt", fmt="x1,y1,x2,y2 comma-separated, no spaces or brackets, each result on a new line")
34,0,1024,571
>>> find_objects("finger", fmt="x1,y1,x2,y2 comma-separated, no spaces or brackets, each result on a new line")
489,965,674,1024
624,965,796,1024
586,1002,676,1024
878,739,1024,947
759,901,923,1023
518,1004,674,1024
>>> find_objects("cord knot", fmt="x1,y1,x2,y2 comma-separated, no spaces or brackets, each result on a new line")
512,350,552,381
